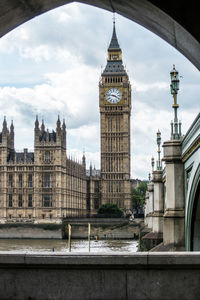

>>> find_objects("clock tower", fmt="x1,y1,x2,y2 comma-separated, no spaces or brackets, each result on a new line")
99,21,132,212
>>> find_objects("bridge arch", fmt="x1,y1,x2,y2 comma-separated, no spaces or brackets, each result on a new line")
0,1,199,70
186,163,200,251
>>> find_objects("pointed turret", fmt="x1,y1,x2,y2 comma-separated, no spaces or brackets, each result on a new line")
90,163,92,177
10,120,14,151
35,115,39,129
46,128,49,141
62,119,66,131
82,151,86,169
61,119,66,149
2,116,7,133
34,116,40,145
10,120,14,132
41,119,45,132
56,115,61,130
108,21,121,51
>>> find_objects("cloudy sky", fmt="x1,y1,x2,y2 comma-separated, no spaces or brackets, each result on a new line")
0,3,199,179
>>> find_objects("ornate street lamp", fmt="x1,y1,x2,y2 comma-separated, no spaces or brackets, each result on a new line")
151,157,155,172
170,65,181,140
156,130,162,170
170,65,179,95
148,173,151,182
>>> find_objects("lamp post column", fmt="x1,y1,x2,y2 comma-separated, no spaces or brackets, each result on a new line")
152,132,164,234
162,65,185,250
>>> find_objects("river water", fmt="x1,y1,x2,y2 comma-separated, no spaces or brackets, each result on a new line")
0,239,138,253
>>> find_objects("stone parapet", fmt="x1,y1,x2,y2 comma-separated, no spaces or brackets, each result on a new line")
1,253,200,299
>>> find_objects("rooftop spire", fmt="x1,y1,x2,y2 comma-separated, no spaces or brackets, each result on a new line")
10,120,14,132
108,17,120,50
41,119,45,132
57,115,61,129
102,19,127,76
2,116,7,133
35,115,39,129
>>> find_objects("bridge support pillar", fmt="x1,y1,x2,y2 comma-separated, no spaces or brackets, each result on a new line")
152,170,164,233
163,140,185,250
144,190,149,226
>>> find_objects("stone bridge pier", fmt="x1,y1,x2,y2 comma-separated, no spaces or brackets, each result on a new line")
162,139,185,250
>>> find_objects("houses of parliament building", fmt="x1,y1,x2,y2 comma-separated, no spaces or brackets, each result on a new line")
0,23,132,224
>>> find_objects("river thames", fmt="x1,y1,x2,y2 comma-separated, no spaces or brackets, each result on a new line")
0,239,138,253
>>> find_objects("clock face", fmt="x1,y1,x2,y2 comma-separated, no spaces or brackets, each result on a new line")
106,88,122,104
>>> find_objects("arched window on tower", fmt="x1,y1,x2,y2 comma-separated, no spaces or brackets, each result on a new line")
44,151,50,163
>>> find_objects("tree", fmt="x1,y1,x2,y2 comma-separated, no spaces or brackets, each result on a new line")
97,203,123,217
131,182,147,214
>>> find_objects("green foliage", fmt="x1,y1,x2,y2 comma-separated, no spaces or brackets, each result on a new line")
98,203,123,217
131,182,147,212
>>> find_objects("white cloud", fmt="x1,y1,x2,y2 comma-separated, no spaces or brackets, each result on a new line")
134,81,168,92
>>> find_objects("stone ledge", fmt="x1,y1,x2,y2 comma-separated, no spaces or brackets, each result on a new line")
0,252,200,268
150,242,185,252
142,232,163,240
164,209,185,218
152,211,164,217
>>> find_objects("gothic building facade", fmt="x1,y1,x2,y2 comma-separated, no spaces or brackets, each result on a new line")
0,116,100,223
0,23,131,224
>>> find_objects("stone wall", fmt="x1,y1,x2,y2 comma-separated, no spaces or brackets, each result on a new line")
0,252,200,300
0,220,142,240
0,224,62,239
63,219,142,239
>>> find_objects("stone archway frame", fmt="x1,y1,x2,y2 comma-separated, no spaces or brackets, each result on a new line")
0,0,200,70
186,163,200,251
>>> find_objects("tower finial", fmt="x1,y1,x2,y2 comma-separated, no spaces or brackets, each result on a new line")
113,12,115,26
108,16,120,50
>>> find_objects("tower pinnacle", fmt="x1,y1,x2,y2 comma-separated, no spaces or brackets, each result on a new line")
3,116,7,132
102,20,127,76
108,18,120,50
35,115,39,129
